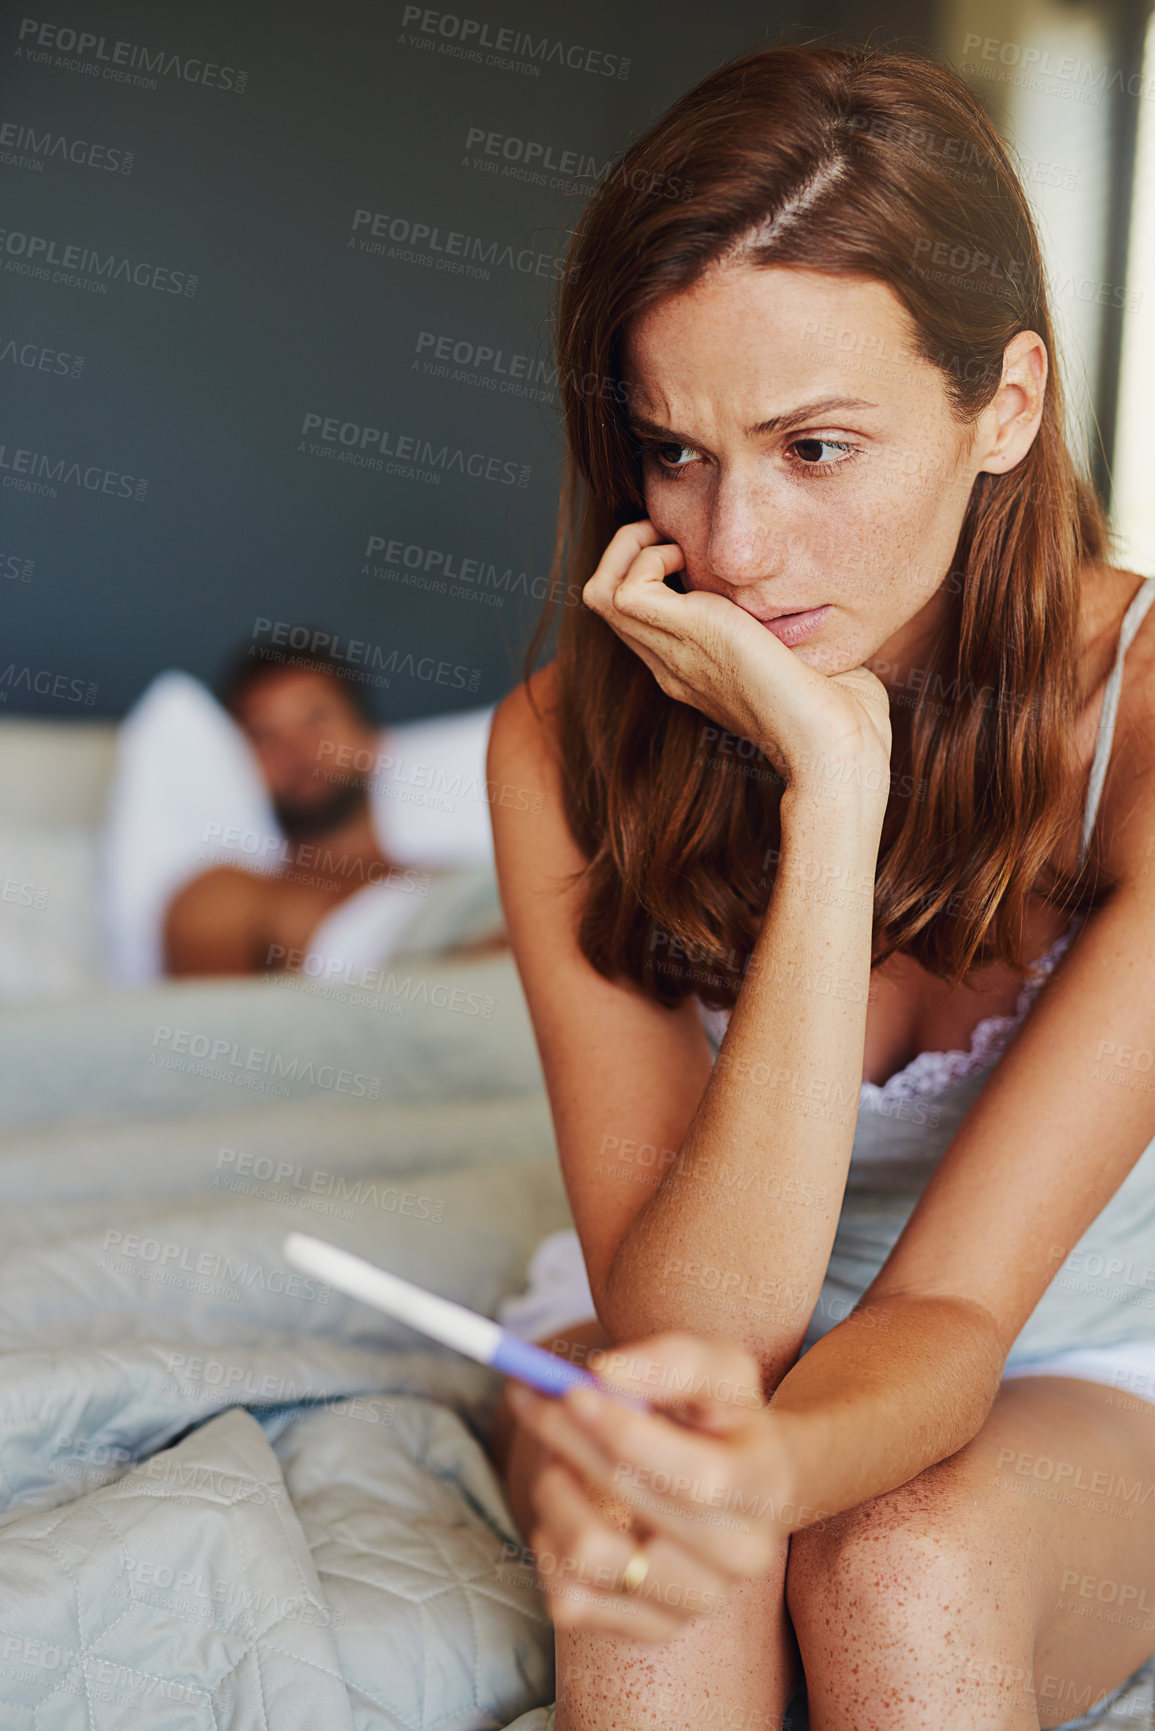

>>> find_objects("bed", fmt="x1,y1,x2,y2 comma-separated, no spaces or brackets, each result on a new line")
0,714,563,1728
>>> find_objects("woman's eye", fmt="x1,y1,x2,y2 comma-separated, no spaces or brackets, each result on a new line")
788,437,856,467
651,442,700,474
642,435,858,479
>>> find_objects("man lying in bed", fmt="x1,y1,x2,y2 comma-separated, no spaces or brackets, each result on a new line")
163,644,508,976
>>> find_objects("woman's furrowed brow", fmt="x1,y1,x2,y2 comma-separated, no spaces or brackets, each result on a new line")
627,396,880,442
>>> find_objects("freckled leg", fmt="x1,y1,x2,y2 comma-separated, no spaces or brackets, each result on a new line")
553,1544,797,1731
488,1319,800,1731
786,1375,1155,1731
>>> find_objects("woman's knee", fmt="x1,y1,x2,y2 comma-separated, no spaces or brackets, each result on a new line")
785,1474,991,1635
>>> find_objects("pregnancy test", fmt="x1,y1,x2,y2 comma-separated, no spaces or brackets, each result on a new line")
282,1231,649,1408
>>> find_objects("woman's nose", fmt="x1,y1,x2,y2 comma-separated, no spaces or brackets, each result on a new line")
705,516,778,588
702,472,788,583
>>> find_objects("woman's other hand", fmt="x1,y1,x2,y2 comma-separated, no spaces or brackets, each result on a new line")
582,518,892,799
507,1333,818,1641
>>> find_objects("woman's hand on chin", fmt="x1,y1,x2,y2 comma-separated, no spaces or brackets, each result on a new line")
506,1332,808,1641
582,517,892,799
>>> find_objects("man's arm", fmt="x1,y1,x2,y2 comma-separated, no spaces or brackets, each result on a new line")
162,866,266,975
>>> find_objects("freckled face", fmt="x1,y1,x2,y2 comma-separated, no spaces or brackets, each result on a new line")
621,265,981,676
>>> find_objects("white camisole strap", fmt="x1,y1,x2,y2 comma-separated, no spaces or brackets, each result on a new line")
1077,575,1155,876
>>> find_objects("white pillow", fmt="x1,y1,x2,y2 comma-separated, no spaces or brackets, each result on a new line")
99,671,283,984
99,671,500,985
365,705,499,869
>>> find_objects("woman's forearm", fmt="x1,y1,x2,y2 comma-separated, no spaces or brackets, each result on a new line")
601,774,887,1373
765,1293,1007,1526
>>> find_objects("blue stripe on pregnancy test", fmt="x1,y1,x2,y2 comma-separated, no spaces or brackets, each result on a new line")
491,1331,651,1410
280,1231,651,1412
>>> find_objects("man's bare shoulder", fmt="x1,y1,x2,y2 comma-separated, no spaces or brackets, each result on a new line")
168,865,267,917
163,865,267,974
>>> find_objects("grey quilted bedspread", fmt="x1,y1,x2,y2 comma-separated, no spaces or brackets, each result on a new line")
0,954,566,1728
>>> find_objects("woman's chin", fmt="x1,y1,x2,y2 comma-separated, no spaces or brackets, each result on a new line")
791,640,845,674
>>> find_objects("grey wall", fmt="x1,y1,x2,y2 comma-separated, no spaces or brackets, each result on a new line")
1,0,939,722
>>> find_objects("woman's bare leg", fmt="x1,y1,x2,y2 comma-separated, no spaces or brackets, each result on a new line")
551,1559,798,1731
489,1319,801,1731
786,1374,1155,1730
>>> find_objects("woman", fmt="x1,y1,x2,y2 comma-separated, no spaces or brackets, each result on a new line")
485,38,1155,1731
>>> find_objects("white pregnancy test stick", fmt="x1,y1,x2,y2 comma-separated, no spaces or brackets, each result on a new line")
282,1231,649,1407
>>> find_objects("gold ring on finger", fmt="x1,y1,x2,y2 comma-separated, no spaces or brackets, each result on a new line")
620,1541,651,1595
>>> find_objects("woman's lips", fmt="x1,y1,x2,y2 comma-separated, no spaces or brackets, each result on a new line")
758,604,831,646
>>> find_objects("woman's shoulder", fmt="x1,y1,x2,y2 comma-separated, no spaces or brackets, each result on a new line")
491,661,560,754
491,650,557,727
484,661,567,823
1078,562,1155,667
1078,562,1155,887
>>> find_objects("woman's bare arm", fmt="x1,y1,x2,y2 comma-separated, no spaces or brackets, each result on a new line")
487,666,717,1289
489,665,887,1383
530,823,1155,1543
602,777,887,1379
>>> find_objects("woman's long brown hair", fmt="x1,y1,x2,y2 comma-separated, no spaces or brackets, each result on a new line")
522,37,1114,1014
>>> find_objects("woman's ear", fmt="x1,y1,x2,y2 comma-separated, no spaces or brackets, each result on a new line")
974,329,1048,477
